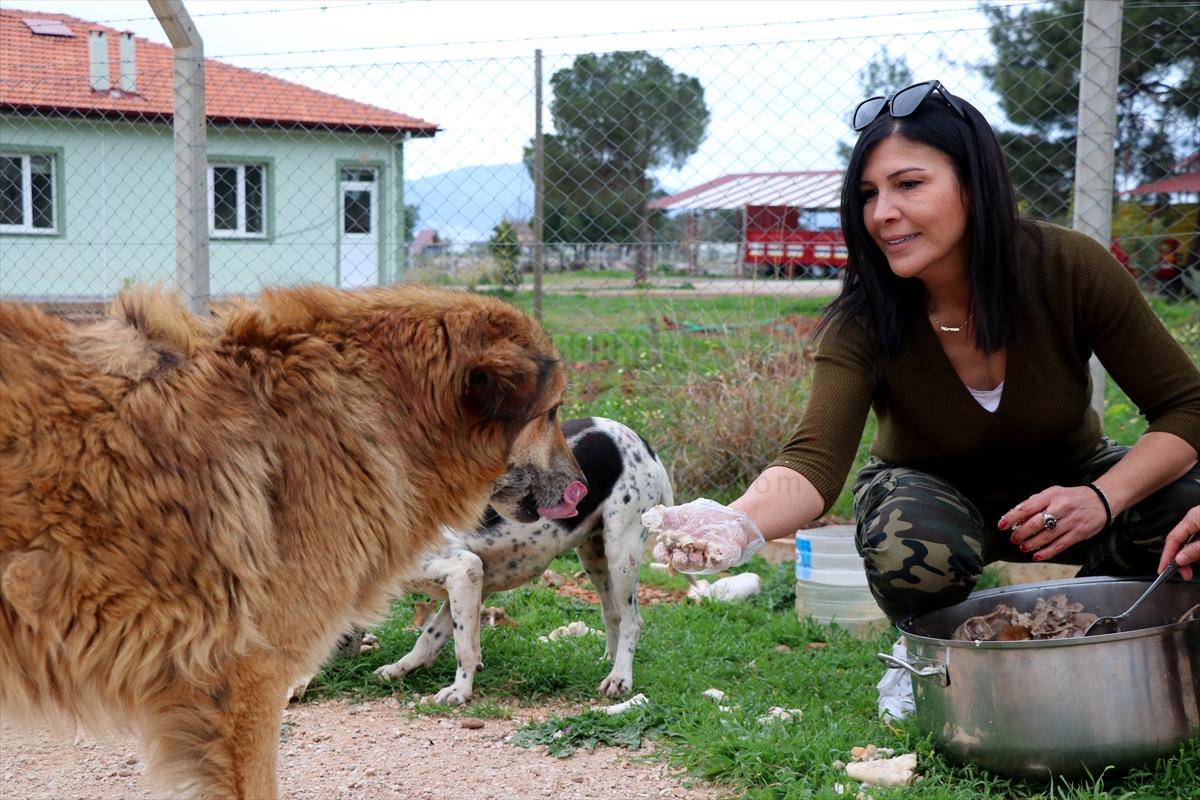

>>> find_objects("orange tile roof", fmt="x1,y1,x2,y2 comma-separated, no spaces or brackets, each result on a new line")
0,8,439,135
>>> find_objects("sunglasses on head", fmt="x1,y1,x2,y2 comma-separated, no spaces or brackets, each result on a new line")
852,80,968,132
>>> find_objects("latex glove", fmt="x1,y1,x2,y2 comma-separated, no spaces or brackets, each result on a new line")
643,498,766,575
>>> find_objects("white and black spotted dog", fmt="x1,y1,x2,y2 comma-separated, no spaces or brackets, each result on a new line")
375,416,673,705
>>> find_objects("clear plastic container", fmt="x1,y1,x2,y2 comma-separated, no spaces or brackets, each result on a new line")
794,525,888,634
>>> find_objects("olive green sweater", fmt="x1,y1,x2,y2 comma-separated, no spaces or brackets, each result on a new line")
771,222,1200,513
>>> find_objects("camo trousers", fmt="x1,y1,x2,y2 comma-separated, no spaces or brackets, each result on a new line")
851,442,1200,622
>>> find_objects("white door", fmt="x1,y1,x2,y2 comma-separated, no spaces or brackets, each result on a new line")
339,167,379,287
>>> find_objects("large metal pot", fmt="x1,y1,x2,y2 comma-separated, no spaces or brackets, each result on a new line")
878,576,1200,779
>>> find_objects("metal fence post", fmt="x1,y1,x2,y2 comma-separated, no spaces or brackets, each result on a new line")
1072,0,1123,419
148,0,209,314
532,49,545,323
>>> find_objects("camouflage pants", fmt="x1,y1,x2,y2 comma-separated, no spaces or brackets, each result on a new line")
851,442,1200,622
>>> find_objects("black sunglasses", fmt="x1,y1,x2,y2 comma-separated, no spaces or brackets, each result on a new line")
852,80,968,131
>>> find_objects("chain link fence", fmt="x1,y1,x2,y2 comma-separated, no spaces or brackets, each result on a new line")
1,1,1197,502
3,2,1196,303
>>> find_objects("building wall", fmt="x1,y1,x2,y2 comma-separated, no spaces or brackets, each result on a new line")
0,114,403,300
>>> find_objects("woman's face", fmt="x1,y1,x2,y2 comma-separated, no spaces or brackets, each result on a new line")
859,135,970,284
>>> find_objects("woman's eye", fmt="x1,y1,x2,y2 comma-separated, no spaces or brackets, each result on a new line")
899,180,921,190
861,188,877,202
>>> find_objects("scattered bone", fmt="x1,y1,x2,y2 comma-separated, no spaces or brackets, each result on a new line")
953,594,1097,641
702,688,726,702
775,644,792,653
686,573,761,602
359,632,381,654
845,752,918,787
850,744,894,762
599,693,649,715
460,718,485,729
537,620,604,643
649,562,670,573
756,706,802,724
807,641,827,650
540,570,565,588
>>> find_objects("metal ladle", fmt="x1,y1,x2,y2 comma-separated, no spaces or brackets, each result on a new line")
1082,534,1196,637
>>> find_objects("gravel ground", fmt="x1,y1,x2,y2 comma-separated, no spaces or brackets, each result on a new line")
1,697,730,800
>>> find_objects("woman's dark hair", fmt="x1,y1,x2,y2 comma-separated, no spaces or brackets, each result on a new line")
819,92,1037,355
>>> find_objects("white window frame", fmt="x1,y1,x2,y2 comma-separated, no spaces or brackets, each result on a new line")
0,152,57,234
207,162,267,239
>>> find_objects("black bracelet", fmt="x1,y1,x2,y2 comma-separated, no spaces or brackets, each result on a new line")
1085,482,1112,530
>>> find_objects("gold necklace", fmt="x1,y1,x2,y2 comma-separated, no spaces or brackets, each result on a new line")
929,310,970,333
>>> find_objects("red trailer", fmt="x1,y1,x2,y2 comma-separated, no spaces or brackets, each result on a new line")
742,204,847,277
649,171,845,277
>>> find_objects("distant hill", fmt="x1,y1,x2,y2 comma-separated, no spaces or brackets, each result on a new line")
404,163,532,245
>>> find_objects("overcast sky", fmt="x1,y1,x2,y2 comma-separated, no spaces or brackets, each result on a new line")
7,0,1012,182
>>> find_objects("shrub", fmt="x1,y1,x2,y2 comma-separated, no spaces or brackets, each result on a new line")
488,220,522,289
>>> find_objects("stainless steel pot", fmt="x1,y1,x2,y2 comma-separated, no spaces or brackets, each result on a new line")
878,576,1200,779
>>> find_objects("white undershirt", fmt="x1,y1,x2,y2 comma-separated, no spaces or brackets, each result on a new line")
967,380,1004,412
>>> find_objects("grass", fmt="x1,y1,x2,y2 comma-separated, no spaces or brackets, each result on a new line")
306,557,1200,799
304,289,1200,798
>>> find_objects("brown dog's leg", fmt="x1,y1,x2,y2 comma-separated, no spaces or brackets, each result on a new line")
139,659,282,800
220,657,285,800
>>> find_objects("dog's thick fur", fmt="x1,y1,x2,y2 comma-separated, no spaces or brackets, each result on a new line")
376,416,673,703
0,285,583,799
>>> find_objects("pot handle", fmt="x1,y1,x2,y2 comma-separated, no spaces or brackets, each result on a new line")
876,652,948,686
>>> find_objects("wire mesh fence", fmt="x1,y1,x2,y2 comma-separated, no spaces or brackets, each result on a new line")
3,1,1197,304
1,1,1197,502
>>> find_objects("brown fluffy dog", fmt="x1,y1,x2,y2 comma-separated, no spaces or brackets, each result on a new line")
0,285,585,799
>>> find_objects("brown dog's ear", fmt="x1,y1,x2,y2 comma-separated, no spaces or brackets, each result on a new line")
463,342,542,423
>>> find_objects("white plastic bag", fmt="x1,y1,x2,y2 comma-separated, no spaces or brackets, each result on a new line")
876,638,915,721
642,498,766,575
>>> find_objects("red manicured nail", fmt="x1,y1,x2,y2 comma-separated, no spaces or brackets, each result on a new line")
998,518,1009,530
1010,534,1020,545
1033,552,1045,562
1019,543,1030,553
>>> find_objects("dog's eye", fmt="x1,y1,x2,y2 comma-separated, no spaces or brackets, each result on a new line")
547,406,558,422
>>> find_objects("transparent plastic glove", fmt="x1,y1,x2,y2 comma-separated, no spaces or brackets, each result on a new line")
642,498,766,575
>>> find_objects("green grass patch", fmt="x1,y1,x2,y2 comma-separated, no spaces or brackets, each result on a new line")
304,557,1200,798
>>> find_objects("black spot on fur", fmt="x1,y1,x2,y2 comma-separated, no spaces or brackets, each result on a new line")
480,506,503,529
557,430,622,532
560,417,596,438
637,432,658,462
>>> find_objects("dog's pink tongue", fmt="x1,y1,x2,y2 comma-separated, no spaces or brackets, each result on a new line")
538,480,587,519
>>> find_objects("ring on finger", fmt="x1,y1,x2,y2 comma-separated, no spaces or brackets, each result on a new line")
1041,511,1058,530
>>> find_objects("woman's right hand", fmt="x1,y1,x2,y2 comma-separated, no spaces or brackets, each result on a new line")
643,498,766,575
1158,505,1200,580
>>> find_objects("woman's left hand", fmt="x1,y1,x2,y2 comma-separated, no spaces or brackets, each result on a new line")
999,485,1110,561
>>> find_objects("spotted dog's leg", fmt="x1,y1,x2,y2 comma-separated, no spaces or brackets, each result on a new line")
432,549,486,705
375,600,452,679
374,549,485,705
578,528,641,698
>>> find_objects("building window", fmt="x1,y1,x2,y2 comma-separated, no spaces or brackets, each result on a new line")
0,153,57,234
208,162,266,238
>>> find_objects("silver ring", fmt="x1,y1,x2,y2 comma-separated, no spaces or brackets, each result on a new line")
1041,511,1058,530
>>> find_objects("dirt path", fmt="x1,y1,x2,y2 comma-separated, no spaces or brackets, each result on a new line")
1,697,730,800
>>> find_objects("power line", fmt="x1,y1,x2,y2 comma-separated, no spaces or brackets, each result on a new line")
87,1,405,25
202,2,1014,60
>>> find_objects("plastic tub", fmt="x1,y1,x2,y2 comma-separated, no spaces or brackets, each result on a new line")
794,526,888,634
